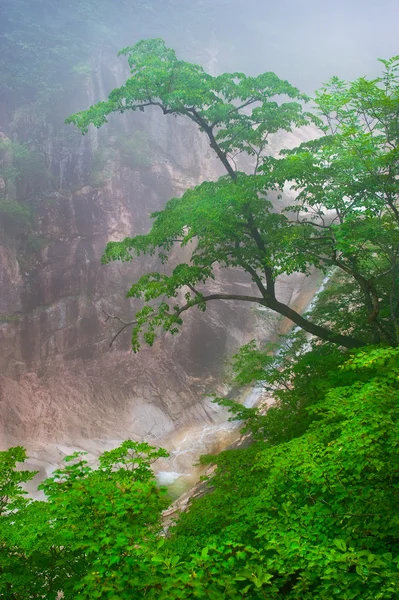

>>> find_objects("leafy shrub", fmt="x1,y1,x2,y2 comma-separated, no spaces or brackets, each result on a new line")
169,346,399,599
1,348,399,598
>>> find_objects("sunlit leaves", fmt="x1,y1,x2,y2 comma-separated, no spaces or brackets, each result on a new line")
0,441,171,598
0,446,36,516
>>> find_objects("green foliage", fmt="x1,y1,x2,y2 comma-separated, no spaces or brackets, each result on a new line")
68,41,399,350
169,346,399,598
0,313,22,323
0,441,170,598
272,57,399,345
214,334,347,443
2,349,399,598
88,132,152,187
0,138,47,192
0,448,39,598
306,270,374,342
117,131,152,170
0,199,32,229
90,146,114,187
0,137,48,235
67,38,308,140
10,141,47,185
25,236,49,253
0,446,36,516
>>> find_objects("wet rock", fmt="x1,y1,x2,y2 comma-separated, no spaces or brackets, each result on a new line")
0,58,319,479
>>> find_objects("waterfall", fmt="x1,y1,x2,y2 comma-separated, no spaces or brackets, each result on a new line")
157,271,333,498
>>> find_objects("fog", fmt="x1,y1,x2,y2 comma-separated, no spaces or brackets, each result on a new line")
209,0,399,90
1,0,398,468
113,0,399,92
2,0,398,117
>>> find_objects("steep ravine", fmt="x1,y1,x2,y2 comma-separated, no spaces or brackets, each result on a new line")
0,58,319,491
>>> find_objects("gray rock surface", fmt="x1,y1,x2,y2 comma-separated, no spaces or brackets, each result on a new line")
0,59,319,482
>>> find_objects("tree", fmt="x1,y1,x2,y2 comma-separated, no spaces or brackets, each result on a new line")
0,447,40,598
67,40,399,351
275,56,399,346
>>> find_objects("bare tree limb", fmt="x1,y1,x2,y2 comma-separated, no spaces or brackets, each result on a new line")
102,310,137,347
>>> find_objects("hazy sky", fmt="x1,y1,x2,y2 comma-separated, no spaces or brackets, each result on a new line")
219,0,399,91
124,0,399,93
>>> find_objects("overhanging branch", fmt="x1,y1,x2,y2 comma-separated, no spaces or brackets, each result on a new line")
175,292,265,317
102,310,137,347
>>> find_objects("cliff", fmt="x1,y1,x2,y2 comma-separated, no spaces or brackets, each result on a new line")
0,56,318,485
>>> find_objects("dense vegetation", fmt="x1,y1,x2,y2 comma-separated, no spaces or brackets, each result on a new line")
1,38,399,598
1,344,399,598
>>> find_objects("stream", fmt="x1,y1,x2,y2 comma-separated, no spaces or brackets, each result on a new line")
156,384,266,499
158,272,332,500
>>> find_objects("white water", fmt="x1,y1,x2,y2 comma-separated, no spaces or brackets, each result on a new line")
155,383,265,497
157,272,333,497
23,274,331,501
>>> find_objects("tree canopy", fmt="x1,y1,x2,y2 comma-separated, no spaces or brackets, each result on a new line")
67,40,399,350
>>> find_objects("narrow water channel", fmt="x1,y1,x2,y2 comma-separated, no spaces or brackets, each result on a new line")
156,384,265,499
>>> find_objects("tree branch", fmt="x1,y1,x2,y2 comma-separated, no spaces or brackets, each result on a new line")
175,293,265,317
102,310,137,347
210,97,257,128
186,107,237,180
174,291,365,349
245,214,276,296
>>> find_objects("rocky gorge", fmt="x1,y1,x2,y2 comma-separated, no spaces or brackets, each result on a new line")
0,45,319,494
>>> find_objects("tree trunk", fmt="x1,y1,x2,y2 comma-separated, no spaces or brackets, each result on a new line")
268,298,365,349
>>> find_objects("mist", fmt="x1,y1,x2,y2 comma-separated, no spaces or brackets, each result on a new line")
199,0,399,90
112,0,399,91
1,2,399,594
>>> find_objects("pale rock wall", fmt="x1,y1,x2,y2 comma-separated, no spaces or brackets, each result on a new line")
0,59,318,483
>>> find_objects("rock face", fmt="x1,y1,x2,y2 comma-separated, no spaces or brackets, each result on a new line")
0,59,318,482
